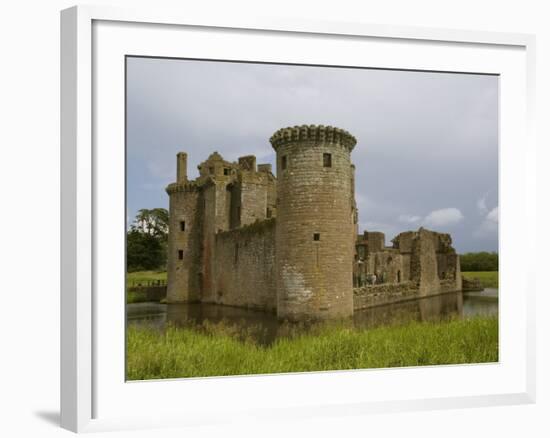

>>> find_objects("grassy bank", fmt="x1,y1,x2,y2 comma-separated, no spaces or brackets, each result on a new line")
127,270,167,285
127,316,498,380
126,270,167,304
462,271,499,288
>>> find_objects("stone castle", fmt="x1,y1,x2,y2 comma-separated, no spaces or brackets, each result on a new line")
166,125,462,321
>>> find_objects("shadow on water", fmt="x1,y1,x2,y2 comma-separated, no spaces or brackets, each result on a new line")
127,289,498,346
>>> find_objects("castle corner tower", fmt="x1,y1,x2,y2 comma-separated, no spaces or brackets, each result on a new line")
270,125,357,321
165,153,201,303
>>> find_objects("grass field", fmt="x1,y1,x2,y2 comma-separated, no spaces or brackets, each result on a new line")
126,316,498,380
126,271,168,304
462,271,499,288
127,270,167,285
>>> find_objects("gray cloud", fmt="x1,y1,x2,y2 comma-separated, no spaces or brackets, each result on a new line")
126,57,498,253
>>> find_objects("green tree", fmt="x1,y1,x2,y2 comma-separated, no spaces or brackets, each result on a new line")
460,252,498,271
132,208,169,240
127,208,169,271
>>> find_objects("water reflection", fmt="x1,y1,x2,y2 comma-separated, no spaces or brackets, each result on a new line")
127,289,498,345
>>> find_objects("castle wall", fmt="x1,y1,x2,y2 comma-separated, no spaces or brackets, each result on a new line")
354,282,419,310
213,219,276,311
239,173,269,226
411,228,441,296
201,183,217,302
392,231,415,253
366,232,385,253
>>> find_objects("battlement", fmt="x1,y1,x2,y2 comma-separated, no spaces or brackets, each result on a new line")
165,181,201,195
269,124,357,151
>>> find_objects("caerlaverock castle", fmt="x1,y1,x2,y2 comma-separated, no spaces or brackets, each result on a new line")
166,125,462,321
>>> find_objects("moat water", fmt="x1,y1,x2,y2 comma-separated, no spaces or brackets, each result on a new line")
126,289,498,345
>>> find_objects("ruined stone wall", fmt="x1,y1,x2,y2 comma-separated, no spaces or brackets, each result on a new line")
410,228,441,296
271,125,356,321
373,251,403,283
201,183,217,303
353,282,420,310
165,184,202,303
366,231,385,253
392,231,415,253
239,172,269,226
440,279,460,293
213,219,276,311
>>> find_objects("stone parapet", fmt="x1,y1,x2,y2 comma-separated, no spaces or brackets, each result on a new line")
165,181,201,195
270,124,357,151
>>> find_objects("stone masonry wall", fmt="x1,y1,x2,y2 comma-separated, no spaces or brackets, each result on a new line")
239,172,269,226
353,281,420,310
165,185,201,303
411,228,441,296
213,219,276,311
271,125,356,321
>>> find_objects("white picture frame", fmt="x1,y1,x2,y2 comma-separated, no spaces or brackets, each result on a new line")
60,4,536,433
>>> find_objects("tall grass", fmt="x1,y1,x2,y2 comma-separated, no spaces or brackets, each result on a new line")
462,271,499,288
127,316,498,380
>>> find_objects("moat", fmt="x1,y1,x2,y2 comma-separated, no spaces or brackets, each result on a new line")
127,289,498,345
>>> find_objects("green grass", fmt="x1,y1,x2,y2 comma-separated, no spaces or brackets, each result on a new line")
462,271,499,288
126,270,167,304
126,316,499,380
127,270,167,285
126,291,148,304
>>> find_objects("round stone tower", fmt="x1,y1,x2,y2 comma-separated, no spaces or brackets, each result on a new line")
165,152,201,303
270,125,357,321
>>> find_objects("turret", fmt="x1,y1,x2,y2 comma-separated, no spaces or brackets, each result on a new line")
165,153,201,303
270,125,357,320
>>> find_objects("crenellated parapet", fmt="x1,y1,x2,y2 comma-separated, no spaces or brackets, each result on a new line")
270,124,357,151
165,181,201,195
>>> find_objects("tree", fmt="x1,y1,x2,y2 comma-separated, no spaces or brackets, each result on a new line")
460,252,498,272
127,208,169,271
131,208,169,240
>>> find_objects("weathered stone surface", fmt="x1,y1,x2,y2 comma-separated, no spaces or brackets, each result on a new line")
272,127,355,321
353,282,419,309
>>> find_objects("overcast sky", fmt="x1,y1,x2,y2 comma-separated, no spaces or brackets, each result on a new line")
126,57,498,253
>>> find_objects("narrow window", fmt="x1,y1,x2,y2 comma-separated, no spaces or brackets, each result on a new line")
178,250,184,260
223,168,230,176
281,155,287,170
180,221,185,231
234,243,239,264
266,208,272,218
209,166,215,174
323,153,332,167
313,233,320,241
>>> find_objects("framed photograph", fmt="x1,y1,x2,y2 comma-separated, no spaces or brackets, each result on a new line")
61,5,536,433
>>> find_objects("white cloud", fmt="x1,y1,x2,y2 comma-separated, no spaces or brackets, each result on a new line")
486,207,498,223
477,195,488,215
474,206,498,237
398,214,421,224
423,208,464,227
